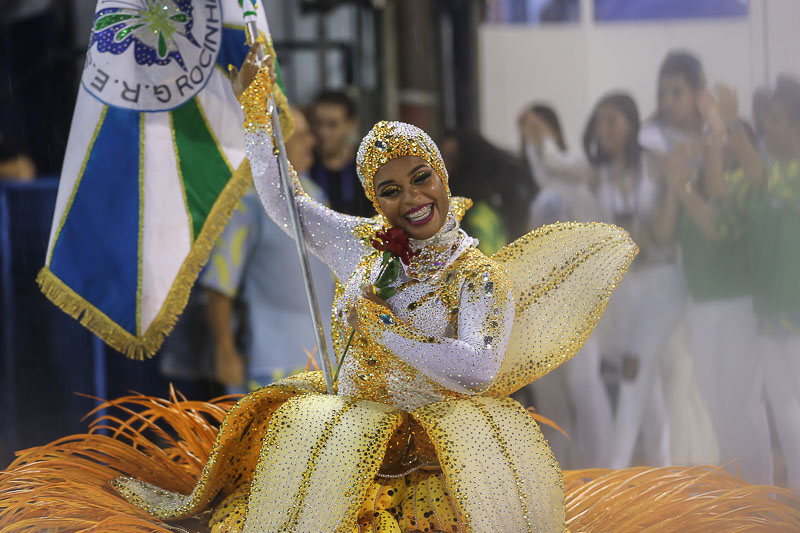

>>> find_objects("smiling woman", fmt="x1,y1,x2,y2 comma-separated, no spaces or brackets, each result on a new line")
94,65,639,531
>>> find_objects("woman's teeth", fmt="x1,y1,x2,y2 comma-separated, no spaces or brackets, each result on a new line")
407,204,432,222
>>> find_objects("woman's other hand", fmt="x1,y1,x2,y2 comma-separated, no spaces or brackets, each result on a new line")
347,305,360,332
347,284,390,332
361,283,389,308
714,83,740,127
696,88,726,137
228,42,277,100
518,109,545,148
665,143,694,194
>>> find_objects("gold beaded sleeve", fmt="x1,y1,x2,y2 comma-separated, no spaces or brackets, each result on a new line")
355,259,514,395
239,65,373,281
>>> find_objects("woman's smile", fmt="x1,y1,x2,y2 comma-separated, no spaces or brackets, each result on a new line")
405,203,435,226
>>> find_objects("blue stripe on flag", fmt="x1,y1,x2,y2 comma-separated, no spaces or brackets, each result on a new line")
50,107,141,335
216,26,249,72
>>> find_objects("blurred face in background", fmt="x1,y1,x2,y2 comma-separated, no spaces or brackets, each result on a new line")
313,102,355,156
441,136,459,172
0,154,35,182
285,108,315,174
658,73,699,130
764,99,800,160
594,103,632,161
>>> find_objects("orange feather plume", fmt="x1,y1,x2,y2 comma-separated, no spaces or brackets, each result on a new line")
2,392,800,532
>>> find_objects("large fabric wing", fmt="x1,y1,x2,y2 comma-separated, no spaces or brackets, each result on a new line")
486,222,637,397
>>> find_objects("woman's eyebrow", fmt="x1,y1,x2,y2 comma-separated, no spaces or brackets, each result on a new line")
407,164,427,176
375,178,396,191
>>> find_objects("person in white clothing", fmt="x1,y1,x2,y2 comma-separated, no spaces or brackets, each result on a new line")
582,92,686,469
648,54,773,484
519,104,600,227
748,76,800,488
517,103,610,468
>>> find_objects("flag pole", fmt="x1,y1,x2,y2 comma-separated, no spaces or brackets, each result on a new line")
243,18,336,395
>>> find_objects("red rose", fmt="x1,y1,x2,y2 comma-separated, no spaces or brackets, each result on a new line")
370,227,418,265
336,227,417,383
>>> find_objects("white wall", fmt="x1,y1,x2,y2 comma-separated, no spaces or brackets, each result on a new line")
479,0,800,153
263,1,360,105
763,0,800,80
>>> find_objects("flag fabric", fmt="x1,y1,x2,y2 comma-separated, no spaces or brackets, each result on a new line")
38,0,285,359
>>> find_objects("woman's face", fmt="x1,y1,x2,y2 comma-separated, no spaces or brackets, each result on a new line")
764,99,800,159
373,155,449,240
594,103,631,160
442,136,459,172
284,108,315,174
658,73,699,130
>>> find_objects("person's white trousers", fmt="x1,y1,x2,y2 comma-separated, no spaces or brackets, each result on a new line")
663,314,720,466
760,333,800,488
689,297,773,485
565,336,614,467
527,336,614,470
609,263,686,469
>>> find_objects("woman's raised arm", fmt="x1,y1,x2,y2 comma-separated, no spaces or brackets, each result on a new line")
232,47,370,281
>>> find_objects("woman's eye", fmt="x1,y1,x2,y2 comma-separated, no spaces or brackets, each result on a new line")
412,171,431,184
379,186,400,197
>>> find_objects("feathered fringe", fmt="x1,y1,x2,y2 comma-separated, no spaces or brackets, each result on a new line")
2,393,799,532
0,388,238,532
37,160,252,361
564,467,800,532
526,406,569,438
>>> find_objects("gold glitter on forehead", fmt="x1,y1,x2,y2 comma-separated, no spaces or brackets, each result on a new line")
357,121,450,208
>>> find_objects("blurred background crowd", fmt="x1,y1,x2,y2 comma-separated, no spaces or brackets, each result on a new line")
2,0,799,491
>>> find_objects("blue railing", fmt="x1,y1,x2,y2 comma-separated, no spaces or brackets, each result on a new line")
0,178,223,467
1,179,105,466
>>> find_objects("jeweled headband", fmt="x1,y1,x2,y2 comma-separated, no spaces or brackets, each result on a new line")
356,121,450,209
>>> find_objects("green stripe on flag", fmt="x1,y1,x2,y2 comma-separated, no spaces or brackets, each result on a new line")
275,59,286,95
171,97,232,241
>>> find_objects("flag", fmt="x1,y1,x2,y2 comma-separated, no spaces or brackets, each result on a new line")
37,0,288,360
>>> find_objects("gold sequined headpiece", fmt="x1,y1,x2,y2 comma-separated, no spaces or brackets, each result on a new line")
356,121,450,208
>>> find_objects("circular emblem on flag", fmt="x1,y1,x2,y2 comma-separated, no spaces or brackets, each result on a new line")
83,0,223,112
